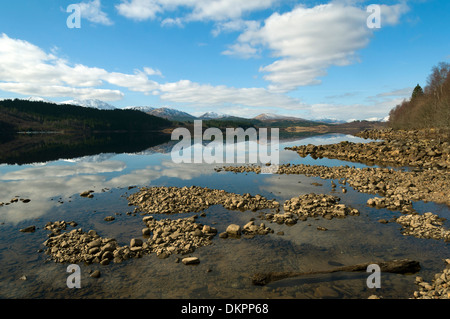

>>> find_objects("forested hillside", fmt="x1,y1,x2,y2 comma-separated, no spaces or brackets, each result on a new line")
0,99,172,132
388,62,450,129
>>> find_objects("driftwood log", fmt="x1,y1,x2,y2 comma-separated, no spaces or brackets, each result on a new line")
251,259,421,286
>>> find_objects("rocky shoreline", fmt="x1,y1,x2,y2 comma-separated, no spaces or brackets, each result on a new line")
217,163,450,207
286,128,450,169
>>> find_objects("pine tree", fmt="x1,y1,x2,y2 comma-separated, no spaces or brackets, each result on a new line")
411,84,423,100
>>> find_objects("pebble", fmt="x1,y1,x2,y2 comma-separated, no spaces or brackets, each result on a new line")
182,257,200,265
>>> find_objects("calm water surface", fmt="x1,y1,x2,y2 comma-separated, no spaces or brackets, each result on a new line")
0,133,448,299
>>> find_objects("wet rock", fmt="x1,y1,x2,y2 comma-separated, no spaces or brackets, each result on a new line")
19,225,36,233
226,224,241,237
242,221,272,236
80,190,94,197
104,216,115,222
182,257,200,265
130,238,143,247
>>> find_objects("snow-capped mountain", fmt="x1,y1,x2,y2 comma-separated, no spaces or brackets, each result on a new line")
123,106,156,113
60,99,117,110
198,111,228,119
24,96,55,103
254,113,306,121
0,96,55,103
148,107,197,121
315,118,346,124
346,116,390,123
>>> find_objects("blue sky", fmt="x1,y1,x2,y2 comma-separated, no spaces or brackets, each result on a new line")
0,0,448,120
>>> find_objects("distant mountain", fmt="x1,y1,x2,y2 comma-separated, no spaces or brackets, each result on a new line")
24,96,55,103
148,107,197,121
315,118,346,124
198,111,228,119
60,99,117,110
123,106,156,113
346,116,389,123
254,113,305,121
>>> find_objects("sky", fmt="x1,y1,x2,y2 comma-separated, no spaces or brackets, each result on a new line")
0,0,448,120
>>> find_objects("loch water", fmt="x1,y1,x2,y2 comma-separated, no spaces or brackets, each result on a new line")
0,132,449,299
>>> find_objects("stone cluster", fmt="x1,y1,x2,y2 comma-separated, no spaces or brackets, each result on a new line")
366,195,413,213
127,185,280,215
42,215,220,264
414,259,450,299
43,225,130,265
142,215,217,258
395,212,450,241
260,193,359,225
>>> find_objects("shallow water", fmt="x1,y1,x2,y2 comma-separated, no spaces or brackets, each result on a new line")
0,133,448,299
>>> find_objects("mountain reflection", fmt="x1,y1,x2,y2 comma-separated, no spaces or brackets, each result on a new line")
0,132,172,165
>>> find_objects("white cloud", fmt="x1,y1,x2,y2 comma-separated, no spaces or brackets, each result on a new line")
116,0,162,21
0,82,123,101
161,17,184,27
0,33,306,112
143,67,163,77
212,19,260,37
0,33,158,101
371,87,413,99
115,0,276,23
77,0,113,25
309,96,406,121
222,42,260,59
225,2,409,93
157,79,307,111
380,3,410,26
185,0,275,22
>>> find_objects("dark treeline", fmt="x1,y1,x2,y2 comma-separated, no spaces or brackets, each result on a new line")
0,99,172,132
0,132,172,165
388,62,450,129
